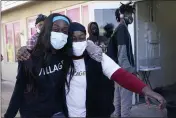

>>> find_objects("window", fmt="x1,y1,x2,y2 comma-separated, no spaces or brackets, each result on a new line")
94,9,117,34
13,22,21,62
82,5,89,30
51,4,90,26
27,16,37,39
66,7,80,22
52,9,66,15
5,21,21,62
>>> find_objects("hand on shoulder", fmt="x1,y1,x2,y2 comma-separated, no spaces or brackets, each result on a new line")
86,40,103,62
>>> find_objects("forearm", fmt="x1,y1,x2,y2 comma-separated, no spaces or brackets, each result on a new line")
26,35,37,50
102,53,146,94
111,68,147,94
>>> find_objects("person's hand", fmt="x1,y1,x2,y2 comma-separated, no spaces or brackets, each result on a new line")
17,46,31,61
86,40,103,62
142,86,166,110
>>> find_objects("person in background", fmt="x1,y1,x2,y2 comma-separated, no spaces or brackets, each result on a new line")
26,14,47,51
88,22,109,53
103,23,114,40
63,22,166,117
4,13,73,118
107,2,137,117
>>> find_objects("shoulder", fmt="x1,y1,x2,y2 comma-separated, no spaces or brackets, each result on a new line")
117,24,127,31
18,55,40,68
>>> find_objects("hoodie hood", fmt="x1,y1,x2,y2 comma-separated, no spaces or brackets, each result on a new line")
88,22,99,36
103,23,114,39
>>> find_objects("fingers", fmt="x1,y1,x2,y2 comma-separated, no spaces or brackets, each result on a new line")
153,93,166,110
142,87,167,110
17,46,31,61
158,97,166,110
145,96,151,107
20,56,29,61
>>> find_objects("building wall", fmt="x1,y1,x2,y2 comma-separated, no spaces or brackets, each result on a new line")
1,1,134,82
136,1,176,88
1,1,86,82
1,1,29,11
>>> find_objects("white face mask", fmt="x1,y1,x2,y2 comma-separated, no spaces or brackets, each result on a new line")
50,32,68,50
36,28,40,33
72,41,87,56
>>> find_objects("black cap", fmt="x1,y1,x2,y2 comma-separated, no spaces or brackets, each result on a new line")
69,22,86,35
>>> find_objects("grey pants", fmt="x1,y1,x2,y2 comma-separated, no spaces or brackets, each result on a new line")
111,84,133,117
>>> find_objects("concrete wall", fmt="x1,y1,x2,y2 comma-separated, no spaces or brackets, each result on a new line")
155,1,176,86
1,1,86,82
136,1,176,88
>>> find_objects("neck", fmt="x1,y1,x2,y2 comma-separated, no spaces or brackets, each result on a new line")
120,20,128,27
72,55,84,60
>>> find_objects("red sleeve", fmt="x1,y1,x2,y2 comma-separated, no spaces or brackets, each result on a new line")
111,68,147,94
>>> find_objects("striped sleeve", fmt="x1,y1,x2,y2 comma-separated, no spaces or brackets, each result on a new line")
101,53,120,79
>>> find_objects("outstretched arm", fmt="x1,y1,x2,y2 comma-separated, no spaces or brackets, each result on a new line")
101,53,145,94
101,53,166,109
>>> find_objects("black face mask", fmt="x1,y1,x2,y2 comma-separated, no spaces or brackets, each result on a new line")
91,28,98,36
91,25,99,36
124,16,133,25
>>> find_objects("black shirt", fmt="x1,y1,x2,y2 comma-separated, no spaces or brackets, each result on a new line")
107,23,135,68
4,53,65,118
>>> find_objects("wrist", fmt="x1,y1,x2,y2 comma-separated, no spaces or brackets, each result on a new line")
142,86,153,96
